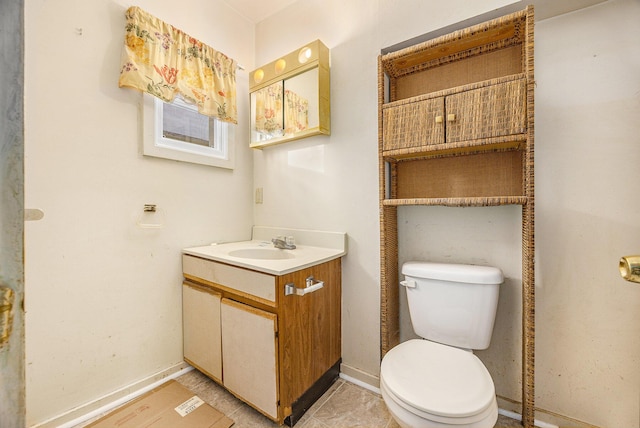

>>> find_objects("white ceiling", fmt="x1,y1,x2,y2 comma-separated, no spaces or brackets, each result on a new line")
223,0,299,23
225,0,607,24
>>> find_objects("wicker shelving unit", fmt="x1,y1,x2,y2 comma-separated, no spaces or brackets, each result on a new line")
378,6,535,427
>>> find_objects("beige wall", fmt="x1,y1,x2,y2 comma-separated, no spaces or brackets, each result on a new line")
254,0,640,427
253,0,515,389
533,2,640,424
24,0,255,425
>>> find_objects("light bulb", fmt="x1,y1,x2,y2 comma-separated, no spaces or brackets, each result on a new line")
298,47,312,63
253,69,264,84
275,59,287,74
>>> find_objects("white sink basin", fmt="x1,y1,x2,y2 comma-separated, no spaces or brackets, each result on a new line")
227,248,295,260
184,228,347,275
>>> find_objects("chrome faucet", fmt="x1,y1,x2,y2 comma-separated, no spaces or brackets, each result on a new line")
272,237,296,250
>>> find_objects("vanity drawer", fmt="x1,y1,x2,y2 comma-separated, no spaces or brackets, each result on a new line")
182,255,276,304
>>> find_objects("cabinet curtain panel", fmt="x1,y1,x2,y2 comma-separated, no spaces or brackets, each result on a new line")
284,90,309,134
119,6,238,123
254,85,309,136
254,83,284,135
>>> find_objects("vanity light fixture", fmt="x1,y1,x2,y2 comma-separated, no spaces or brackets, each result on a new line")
249,40,330,149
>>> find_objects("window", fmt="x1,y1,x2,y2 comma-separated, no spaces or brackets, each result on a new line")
142,94,235,169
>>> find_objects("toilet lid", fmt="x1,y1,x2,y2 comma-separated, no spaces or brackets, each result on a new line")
380,339,495,418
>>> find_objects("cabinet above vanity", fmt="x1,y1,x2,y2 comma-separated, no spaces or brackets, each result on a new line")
181,227,346,426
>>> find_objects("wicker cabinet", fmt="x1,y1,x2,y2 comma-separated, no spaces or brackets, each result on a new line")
378,6,535,427
383,77,526,153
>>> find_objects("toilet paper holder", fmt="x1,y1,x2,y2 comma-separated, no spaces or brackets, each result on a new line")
619,255,640,283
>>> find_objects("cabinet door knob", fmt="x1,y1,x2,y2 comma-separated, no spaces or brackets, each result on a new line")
447,113,457,122
435,115,443,123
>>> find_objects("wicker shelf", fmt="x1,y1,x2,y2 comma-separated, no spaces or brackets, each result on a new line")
383,136,525,161
382,196,528,207
378,6,535,427
382,73,526,109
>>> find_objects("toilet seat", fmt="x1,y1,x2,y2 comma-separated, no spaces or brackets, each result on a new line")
380,339,496,424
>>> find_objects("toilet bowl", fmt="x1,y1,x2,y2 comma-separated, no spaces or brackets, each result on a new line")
380,339,498,428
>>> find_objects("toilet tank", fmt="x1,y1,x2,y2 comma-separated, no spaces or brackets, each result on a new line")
402,262,503,350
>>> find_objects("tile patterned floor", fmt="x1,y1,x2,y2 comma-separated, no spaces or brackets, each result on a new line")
75,368,521,427
172,369,523,428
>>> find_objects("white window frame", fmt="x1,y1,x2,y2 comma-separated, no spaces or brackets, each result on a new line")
141,93,235,169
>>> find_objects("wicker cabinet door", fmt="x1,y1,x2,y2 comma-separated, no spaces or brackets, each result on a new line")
445,79,526,143
382,97,445,152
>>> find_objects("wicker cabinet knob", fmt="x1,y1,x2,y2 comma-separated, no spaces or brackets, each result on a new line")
435,115,443,123
447,113,457,122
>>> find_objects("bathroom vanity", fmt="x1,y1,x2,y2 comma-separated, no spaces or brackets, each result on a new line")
181,227,346,426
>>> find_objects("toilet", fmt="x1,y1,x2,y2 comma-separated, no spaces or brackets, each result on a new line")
380,262,503,428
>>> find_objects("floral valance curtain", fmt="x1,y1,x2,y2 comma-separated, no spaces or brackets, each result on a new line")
119,6,237,123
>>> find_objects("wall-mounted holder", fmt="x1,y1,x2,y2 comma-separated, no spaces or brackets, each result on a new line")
136,204,165,229
249,40,330,149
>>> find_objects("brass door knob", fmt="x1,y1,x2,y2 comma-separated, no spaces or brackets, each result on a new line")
619,256,640,283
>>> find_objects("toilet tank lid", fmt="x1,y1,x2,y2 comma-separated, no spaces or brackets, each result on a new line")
402,262,504,285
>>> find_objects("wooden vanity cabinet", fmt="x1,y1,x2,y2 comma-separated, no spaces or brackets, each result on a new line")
379,6,535,426
182,255,341,426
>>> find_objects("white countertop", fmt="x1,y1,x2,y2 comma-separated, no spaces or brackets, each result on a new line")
183,227,347,275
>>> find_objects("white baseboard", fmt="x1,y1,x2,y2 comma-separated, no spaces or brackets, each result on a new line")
31,362,192,428
497,396,599,428
339,362,381,391
339,372,382,395
497,408,559,428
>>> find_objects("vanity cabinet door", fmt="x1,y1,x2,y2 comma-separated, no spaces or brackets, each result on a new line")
382,97,445,152
277,258,342,416
221,298,278,420
182,282,222,382
445,78,527,143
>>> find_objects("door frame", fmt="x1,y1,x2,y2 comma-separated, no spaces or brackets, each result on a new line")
0,0,26,426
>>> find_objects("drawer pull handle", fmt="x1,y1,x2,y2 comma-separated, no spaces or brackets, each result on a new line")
447,113,457,122
435,115,443,123
285,276,324,296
